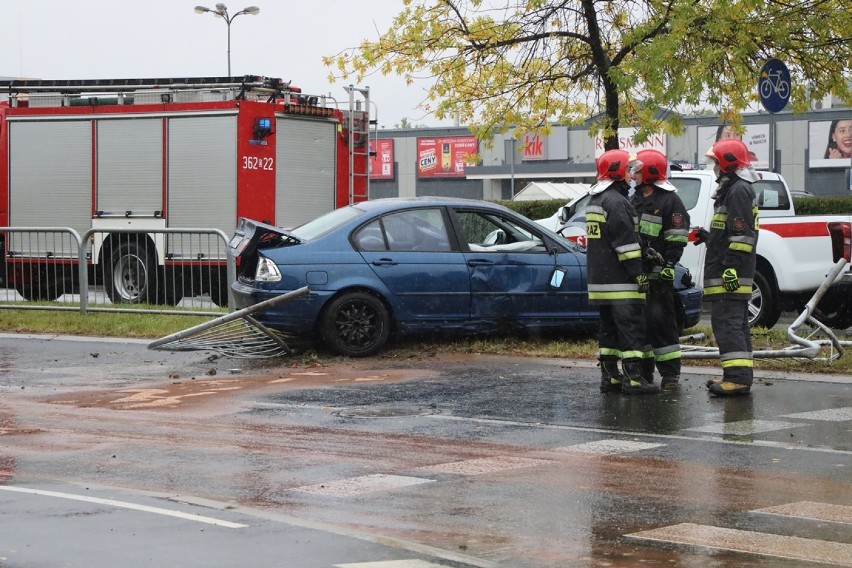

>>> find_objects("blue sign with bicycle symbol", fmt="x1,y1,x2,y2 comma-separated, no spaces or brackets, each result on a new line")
758,59,791,113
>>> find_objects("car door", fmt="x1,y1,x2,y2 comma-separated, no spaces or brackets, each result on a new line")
450,207,585,323
355,207,471,322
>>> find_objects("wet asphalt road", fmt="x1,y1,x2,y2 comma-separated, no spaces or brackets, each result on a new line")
1,333,852,567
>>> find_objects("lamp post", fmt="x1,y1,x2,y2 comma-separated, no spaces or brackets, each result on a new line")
194,3,260,76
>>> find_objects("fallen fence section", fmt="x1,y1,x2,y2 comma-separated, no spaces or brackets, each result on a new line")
148,286,310,358
681,258,851,362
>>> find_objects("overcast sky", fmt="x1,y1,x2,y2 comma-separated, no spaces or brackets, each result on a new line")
1,0,451,128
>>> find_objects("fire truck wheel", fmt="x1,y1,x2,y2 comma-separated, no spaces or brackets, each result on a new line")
208,268,230,308
105,241,159,304
319,291,391,357
14,270,68,302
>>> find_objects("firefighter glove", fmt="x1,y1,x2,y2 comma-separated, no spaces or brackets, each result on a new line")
660,264,676,282
693,227,709,246
643,246,665,266
635,273,650,294
722,268,740,292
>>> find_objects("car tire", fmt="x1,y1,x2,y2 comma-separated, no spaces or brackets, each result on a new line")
810,294,852,330
319,291,391,357
749,269,782,329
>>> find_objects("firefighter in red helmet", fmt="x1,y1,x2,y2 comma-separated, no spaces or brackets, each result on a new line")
695,138,759,395
630,148,690,389
587,149,659,395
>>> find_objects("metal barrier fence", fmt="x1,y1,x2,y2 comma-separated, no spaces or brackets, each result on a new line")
1,226,234,315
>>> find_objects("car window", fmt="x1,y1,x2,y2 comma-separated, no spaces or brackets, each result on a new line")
669,178,702,210
358,208,452,252
455,210,547,252
352,220,388,251
753,179,791,211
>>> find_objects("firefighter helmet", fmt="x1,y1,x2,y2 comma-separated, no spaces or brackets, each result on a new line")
708,139,751,173
636,149,677,191
596,149,631,182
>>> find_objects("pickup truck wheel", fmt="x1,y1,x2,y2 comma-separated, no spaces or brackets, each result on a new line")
749,270,782,328
811,295,852,330
319,291,391,357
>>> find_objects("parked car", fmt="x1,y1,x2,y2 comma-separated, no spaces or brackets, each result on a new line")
228,197,702,357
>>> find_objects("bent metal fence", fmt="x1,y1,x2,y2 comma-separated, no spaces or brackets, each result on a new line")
0,226,234,315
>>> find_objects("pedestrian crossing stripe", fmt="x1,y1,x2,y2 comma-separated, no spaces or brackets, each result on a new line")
754,501,852,525
782,407,852,422
557,440,665,454
335,561,451,567
685,419,802,435
418,456,551,476
291,474,434,497
627,523,852,566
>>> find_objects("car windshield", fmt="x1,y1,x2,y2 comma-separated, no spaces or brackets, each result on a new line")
290,206,365,241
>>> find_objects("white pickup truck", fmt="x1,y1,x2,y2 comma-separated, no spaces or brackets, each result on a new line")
538,170,852,329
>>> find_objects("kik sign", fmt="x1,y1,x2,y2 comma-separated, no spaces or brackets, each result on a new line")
522,134,545,161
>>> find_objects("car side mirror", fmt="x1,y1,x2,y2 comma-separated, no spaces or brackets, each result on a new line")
549,267,566,289
558,205,575,224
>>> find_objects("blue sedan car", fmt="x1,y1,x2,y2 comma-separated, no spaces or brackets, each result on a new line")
229,197,702,357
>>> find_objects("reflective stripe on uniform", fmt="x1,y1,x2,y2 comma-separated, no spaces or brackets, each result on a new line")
654,344,682,361
664,228,689,243
622,350,644,359
639,214,663,237
589,290,646,301
615,242,642,262
599,347,621,357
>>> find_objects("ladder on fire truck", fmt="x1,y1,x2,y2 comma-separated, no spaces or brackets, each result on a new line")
2,75,373,205
344,85,374,203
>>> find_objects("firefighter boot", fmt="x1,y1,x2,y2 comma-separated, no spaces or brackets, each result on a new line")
660,375,680,390
621,359,660,395
641,355,656,384
599,358,622,393
706,378,751,396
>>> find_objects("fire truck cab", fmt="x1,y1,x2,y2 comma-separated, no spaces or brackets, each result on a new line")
0,75,371,306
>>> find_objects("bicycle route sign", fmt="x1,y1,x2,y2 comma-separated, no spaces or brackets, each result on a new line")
758,58,791,113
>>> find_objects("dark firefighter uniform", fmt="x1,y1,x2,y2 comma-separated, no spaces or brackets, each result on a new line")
632,187,690,386
703,173,759,390
587,182,656,394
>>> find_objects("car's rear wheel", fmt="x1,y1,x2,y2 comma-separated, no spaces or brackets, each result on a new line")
320,291,390,357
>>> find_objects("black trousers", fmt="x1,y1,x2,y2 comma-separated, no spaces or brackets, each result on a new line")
598,302,646,362
642,281,682,379
710,298,753,386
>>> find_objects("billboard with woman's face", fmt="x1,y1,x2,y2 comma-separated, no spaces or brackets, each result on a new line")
697,124,770,170
809,119,852,169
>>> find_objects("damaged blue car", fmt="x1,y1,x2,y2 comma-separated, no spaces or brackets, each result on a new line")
228,197,702,357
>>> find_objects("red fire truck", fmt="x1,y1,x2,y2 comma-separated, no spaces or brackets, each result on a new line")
0,75,371,306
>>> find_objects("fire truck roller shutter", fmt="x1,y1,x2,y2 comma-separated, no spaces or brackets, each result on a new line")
97,118,163,217
275,117,336,229
8,120,92,255
168,115,238,252
168,114,238,307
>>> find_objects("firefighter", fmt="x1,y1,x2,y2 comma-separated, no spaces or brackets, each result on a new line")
695,139,759,396
630,148,690,390
587,149,659,395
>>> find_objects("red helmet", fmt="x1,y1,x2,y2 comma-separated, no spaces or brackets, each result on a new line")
709,139,751,173
635,149,669,183
596,149,631,182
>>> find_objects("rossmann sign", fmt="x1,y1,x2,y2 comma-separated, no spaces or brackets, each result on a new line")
594,128,666,157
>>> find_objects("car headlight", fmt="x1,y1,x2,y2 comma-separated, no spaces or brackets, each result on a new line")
255,257,282,282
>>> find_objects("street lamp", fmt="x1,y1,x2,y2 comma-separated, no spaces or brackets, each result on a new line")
194,3,260,76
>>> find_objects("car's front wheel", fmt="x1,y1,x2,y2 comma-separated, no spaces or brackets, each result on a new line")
320,291,391,357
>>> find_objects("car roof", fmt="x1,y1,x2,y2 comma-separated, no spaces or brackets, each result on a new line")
353,196,512,212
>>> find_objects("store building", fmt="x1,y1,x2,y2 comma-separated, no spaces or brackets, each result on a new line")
369,101,851,201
